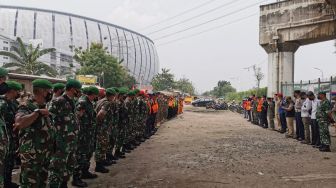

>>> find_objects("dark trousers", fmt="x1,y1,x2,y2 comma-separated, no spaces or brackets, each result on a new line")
295,112,305,139
260,112,268,128
247,110,252,121
311,119,321,146
279,112,287,131
244,110,248,118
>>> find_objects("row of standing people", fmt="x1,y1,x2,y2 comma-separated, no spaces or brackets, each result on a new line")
242,91,335,152
0,67,184,188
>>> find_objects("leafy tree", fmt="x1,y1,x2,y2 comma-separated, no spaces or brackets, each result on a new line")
212,80,236,98
75,43,136,88
151,68,175,91
175,78,195,95
0,37,57,76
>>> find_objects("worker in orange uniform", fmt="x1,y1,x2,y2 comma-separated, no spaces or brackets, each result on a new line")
257,97,263,126
246,98,252,122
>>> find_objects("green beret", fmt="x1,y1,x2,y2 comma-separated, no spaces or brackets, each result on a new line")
53,83,65,90
128,91,136,96
111,87,119,93
318,91,327,95
83,86,99,95
118,88,128,95
134,89,140,94
6,80,22,91
32,79,52,89
0,67,8,77
106,88,117,96
66,79,82,89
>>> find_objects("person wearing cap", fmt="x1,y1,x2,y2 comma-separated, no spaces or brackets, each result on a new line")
14,79,53,188
48,79,86,187
0,67,9,95
73,86,99,183
52,83,65,99
94,88,117,173
0,81,21,188
267,97,275,130
274,94,281,131
137,90,149,142
316,91,332,152
307,91,321,148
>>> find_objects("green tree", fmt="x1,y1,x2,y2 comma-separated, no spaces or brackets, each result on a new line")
175,78,195,95
151,68,175,91
212,80,236,98
0,37,57,76
75,43,135,88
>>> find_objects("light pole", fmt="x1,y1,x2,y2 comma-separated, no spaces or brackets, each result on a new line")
313,67,324,79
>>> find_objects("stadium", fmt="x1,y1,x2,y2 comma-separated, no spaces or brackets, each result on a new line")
0,5,159,85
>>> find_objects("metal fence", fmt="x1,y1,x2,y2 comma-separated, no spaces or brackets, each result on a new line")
281,77,336,99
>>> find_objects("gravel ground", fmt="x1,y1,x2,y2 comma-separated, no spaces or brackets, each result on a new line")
82,106,336,188
13,106,336,187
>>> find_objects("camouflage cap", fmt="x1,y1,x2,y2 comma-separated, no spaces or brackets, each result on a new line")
32,79,52,89
66,79,82,90
318,91,327,95
0,67,8,77
6,80,22,91
53,83,65,90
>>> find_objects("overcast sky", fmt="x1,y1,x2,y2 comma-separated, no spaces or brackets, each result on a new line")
1,0,335,93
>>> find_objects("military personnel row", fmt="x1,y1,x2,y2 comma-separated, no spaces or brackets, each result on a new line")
0,67,184,188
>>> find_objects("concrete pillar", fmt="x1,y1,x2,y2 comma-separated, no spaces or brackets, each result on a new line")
264,43,299,97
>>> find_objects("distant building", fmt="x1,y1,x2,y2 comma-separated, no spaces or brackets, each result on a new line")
0,5,159,84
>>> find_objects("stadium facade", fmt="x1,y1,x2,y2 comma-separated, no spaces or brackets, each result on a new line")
0,5,159,84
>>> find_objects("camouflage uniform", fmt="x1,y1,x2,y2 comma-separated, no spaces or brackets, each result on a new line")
0,114,7,187
116,98,128,154
0,96,18,187
17,99,54,188
316,99,332,146
138,97,148,138
95,98,112,162
107,99,119,156
74,95,96,176
48,94,78,187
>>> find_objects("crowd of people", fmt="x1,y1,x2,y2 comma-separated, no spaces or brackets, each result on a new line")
0,67,184,188
242,90,335,152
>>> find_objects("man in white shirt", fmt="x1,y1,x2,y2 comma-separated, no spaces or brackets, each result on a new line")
301,92,312,144
307,91,321,147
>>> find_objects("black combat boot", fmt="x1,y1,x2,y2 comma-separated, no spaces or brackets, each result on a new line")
106,153,117,164
81,169,98,179
72,176,88,187
95,162,109,173
319,145,331,152
60,181,68,188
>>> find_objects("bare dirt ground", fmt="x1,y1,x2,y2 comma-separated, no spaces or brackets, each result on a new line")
82,106,336,188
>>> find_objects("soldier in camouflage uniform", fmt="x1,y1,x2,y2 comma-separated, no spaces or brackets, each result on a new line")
95,88,117,173
138,90,149,141
73,86,99,183
106,88,119,162
1,81,21,188
52,83,65,99
316,91,332,152
48,79,85,187
115,88,129,158
124,91,136,151
0,67,8,188
14,79,54,188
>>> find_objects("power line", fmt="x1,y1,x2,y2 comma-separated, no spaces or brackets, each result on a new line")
141,0,217,30
157,12,258,47
147,0,241,35
153,0,267,41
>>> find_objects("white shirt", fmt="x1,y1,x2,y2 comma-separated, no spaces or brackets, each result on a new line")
301,98,312,118
311,98,320,120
